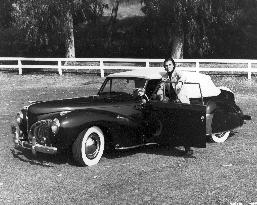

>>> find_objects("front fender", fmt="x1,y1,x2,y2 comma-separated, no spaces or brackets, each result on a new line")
57,109,143,149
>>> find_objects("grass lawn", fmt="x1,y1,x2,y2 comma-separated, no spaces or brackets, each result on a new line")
0,71,257,204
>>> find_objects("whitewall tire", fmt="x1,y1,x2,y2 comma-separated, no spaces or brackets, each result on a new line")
72,126,105,166
211,131,230,143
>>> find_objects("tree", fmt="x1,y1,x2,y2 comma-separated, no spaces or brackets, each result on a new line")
105,0,120,49
0,0,13,28
141,0,245,59
13,0,106,57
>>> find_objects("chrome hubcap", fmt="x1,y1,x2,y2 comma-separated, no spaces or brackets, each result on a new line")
215,132,226,138
85,133,100,159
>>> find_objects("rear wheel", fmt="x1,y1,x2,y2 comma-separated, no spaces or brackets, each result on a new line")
72,126,104,166
210,131,230,143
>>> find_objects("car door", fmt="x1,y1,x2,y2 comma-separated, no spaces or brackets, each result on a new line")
146,101,206,148
143,79,206,148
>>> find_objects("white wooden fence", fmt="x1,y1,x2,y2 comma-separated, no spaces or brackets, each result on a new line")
0,57,257,79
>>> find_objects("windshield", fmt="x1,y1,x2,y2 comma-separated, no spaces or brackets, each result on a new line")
99,78,147,96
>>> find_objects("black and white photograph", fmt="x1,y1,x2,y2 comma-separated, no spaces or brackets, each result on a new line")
0,0,257,204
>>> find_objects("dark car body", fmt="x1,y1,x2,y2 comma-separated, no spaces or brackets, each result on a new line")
11,69,249,166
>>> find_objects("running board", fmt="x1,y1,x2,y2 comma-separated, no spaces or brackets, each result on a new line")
115,143,158,150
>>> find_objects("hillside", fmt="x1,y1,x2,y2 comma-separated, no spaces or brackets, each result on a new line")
103,0,144,19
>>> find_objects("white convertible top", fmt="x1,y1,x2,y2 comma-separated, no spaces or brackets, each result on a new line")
108,68,221,98
177,71,221,99
108,68,164,79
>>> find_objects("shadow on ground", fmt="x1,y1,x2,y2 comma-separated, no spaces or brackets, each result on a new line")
104,144,196,159
10,144,196,167
10,147,74,167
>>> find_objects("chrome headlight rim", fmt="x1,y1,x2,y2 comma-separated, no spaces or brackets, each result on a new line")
16,111,24,124
51,118,60,135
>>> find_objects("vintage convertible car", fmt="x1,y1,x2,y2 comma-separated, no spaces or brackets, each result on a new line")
11,69,249,166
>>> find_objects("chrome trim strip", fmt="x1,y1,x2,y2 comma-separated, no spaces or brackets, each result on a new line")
115,143,158,150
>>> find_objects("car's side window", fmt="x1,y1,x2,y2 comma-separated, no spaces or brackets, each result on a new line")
101,78,144,95
112,79,135,94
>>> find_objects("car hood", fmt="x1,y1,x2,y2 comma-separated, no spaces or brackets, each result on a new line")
28,94,137,115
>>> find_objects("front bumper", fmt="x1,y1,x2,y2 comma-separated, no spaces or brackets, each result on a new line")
11,125,57,155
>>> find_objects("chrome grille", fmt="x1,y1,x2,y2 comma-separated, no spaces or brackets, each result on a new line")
28,120,53,145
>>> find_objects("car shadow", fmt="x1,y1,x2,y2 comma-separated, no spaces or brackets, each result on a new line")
11,143,196,167
10,147,76,167
104,144,196,160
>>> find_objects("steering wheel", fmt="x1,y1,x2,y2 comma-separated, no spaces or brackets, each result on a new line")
133,88,149,103
141,93,149,102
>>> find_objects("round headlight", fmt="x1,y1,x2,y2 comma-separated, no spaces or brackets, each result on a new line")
16,112,23,124
51,118,60,135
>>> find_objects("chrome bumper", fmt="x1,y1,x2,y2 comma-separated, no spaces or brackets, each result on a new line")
11,125,57,155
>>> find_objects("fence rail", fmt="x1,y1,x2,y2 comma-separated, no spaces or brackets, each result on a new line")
0,57,257,79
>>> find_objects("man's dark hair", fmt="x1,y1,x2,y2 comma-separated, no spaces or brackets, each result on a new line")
163,57,176,69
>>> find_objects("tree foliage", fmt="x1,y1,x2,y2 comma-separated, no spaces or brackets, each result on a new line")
1,0,257,58
141,0,250,58
12,0,107,57
0,0,13,28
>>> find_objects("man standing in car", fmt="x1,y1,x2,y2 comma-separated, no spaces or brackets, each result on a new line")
156,58,181,102
157,57,194,156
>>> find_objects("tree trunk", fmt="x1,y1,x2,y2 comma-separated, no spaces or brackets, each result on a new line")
105,0,120,50
64,10,75,58
171,34,184,59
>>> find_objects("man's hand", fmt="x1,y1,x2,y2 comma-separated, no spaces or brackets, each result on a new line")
161,77,169,82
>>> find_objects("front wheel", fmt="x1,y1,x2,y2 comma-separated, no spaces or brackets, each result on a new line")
210,131,230,143
72,126,105,166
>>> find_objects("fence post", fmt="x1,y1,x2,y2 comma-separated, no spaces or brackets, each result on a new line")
248,62,251,80
195,61,200,73
58,60,62,75
146,60,150,69
100,60,104,78
18,59,22,75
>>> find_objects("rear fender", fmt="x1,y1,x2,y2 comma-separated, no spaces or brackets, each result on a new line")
206,99,244,135
219,87,235,102
206,100,229,134
218,86,233,93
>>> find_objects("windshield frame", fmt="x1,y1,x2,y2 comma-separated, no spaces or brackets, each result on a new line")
98,77,147,96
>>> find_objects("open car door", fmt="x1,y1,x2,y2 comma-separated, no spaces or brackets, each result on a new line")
145,81,206,148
